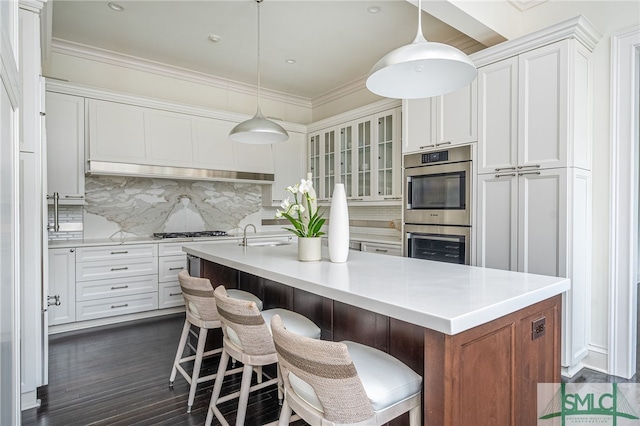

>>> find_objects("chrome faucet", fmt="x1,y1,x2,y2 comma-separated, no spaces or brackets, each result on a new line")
242,224,256,246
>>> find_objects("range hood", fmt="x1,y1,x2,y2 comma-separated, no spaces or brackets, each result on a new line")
86,161,274,183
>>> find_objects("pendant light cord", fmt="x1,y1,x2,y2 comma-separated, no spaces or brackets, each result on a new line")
413,0,427,43
256,0,262,112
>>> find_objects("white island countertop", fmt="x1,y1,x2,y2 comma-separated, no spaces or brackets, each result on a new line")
183,242,569,335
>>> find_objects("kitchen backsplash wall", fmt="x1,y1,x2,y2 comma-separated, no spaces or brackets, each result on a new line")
48,176,402,241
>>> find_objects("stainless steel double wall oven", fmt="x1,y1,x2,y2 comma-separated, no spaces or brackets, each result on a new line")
403,145,472,264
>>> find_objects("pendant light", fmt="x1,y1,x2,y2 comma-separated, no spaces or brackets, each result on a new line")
366,0,477,99
229,0,288,144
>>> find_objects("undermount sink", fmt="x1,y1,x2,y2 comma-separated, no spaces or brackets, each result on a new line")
243,240,291,247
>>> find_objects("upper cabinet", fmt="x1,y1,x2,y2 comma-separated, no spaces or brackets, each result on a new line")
263,131,306,206
477,39,592,174
45,92,85,204
402,80,477,154
86,98,274,176
308,102,401,203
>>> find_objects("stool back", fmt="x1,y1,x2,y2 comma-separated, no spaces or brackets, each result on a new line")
213,286,275,356
270,314,374,423
177,270,219,322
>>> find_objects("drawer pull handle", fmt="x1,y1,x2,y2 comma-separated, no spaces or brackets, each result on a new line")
169,267,184,271
419,144,435,149
375,249,388,253
169,292,182,297
111,251,129,255
110,267,129,271
518,171,541,176
111,304,129,309
111,285,129,290
494,173,516,178
495,167,517,172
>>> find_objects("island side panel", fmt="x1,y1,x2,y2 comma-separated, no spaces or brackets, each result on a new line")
423,295,561,426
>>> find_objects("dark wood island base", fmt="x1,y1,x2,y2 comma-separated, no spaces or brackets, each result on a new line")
202,260,561,426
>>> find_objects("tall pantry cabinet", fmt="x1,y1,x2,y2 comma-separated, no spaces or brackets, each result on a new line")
474,17,599,374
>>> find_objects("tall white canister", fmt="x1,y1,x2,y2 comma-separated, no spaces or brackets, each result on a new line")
328,183,349,262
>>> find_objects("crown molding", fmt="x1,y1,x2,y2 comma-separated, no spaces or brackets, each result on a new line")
19,0,45,13
507,0,548,12
51,38,313,110
471,15,602,68
311,75,369,108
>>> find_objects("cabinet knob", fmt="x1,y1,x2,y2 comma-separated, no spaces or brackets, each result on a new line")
70,249,75,253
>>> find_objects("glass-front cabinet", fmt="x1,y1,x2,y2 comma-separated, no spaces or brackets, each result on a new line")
307,105,401,203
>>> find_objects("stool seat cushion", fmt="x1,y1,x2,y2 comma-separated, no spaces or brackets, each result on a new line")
226,289,263,311
286,341,422,414
261,308,321,339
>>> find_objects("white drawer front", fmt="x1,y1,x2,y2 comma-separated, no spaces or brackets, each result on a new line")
76,257,158,282
76,244,158,262
159,282,184,309
361,242,402,257
159,255,187,282
76,292,159,321
76,274,158,302
158,242,186,257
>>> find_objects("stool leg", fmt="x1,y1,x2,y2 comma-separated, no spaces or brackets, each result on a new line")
278,399,292,426
169,319,191,387
235,364,254,426
206,349,230,426
276,366,283,403
409,405,421,426
187,326,208,413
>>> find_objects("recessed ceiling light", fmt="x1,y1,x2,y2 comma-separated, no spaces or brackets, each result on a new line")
285,59,296,64
367,5,381,13
208,34,221,43
107,2,124,11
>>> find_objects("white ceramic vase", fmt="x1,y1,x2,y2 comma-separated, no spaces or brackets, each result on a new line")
298,237,321,262
328,183,349,263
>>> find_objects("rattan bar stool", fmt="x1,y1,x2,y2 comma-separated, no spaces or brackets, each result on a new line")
271,314,423,426
169,270,264,413
205,286,321,426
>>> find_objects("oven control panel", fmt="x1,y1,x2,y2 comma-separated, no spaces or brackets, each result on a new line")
421,150,449,164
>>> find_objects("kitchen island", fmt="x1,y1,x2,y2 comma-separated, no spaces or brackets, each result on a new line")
183,241,569,426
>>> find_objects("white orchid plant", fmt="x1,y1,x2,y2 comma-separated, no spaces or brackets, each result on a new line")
276,179,325,238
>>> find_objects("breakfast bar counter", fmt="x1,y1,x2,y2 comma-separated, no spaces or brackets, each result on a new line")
183,241,569,426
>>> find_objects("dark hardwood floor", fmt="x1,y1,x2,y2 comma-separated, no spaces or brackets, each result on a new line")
22,313,300,426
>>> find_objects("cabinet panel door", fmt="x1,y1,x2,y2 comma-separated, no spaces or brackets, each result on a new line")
271,131,305,204
87,99,146,162
374,109,400,199
145,109,194,164
192,117,236,169
402,98,435,153
46,92,85,203
338,123,355,197
308,133,321,195
518,40,568,169
355,118,373,199
321,128,336,199
476,173,518,271
235,140,274,175
435,80,477,146
477,57,518,175
517,168,567,276
48,248,76,325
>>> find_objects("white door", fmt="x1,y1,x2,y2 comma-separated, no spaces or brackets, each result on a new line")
48,248,77,325
435,80,477,147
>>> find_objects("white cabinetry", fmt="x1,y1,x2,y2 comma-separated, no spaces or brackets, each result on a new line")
158,242,187,309
402,81,477,154
361,242,401,257
74,244,158,321
309,104,401,203
474,28,595,373
48,248,76,325
263,131,306,206
45,91,85,204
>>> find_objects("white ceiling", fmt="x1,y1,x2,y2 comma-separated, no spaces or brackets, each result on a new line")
50,1,488,101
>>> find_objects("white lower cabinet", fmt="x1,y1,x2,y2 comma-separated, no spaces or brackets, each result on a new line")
74,244,159,321
47,248,76,325
158,242,187,309
476,167,591,369
360,242,402,257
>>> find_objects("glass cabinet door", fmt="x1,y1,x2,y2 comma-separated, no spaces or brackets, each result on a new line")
322,129,336,199
377,112,394,197
339,124,354,197
356,119,372,198
308,133,321,194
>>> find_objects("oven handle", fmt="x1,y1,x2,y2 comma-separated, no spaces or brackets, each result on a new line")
410,234,463,243
406,176,412,209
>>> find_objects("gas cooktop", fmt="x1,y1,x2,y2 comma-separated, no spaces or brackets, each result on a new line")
153,230,229,239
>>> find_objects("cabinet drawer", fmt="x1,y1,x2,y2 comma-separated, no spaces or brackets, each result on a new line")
159,282,185,309
76,292,159,321
159,255,187,282
76,244,158,262
76,274,158,302
76,257,158,282
361,242,402,256
158,242,186,257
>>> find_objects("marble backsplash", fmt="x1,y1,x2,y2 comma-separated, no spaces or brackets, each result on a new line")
83,176,262,240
